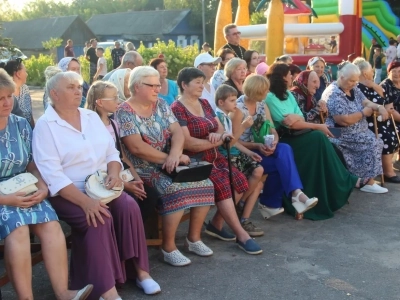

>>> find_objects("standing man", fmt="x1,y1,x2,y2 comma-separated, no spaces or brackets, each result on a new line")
369,38,382,65
64,39,75,57
86,38,98,84
396,35,400,59
220,24,246,60
111,41,125,70
194,52,221,111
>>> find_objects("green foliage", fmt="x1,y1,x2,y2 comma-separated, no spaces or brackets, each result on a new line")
249,11,266,54
24,54,55,86
137,39,200,80
42,37,63,50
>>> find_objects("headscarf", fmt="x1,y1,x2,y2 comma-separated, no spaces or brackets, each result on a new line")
108,69,130,101
290,70,313,111
255,62,269,75
58,57,79,72
387,61,400,73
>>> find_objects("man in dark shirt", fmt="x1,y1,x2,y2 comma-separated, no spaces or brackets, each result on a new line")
373,47,383,84
369,38,382,65
220,24,246,60
86,39,98,84
64,39,75,57
111,41,126,70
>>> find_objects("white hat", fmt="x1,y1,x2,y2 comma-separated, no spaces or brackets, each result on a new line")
194,53,222,68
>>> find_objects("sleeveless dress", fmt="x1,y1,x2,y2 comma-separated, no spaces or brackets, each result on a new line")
0,114,58,240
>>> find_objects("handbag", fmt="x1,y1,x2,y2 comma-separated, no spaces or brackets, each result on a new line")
84,170,123,204
252,120,273,143
161,159,213,183
0,173,38,196
109,118,135,182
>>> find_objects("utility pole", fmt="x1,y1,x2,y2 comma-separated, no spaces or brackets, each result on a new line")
202,0,206,44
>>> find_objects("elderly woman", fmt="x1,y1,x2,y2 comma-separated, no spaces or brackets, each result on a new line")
223,58,247,97
115,66,215,266
243,50,260,76
108,68,131,101
307,56,330,101
211,48,235,90
43,57,89,109
0,59,34,127
33,71,160,299
149,58,178,105
353,58,400,183
171,67,262,255
265,64,376,220
0,69,93,299
321,62,389,194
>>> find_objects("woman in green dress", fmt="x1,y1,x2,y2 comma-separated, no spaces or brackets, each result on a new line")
265,64,366,220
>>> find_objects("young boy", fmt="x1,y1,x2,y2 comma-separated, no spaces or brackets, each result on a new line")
373,47,383,84
94,47,107,80
329,36,337,53
215,84,264,237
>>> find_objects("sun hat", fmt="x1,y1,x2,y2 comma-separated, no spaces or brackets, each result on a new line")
194,53,222,68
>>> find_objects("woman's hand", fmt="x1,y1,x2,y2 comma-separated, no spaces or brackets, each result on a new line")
82,198,111,227
163,153,180,173
208,133,221,144
179,154,191,165
241,116,254,130
29,188,49,205
283,114,302,127
249,151,262,162
378,106,389,121
124,180,147,201
385,103,394,115
317,101,328,113
104,174,123,190
362,107,374,117
256,143,275,156
0,192,36,208
264,140,278,156
317,124,334,138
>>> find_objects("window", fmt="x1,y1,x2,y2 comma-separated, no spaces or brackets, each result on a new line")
177,35,187,47
190,35,199,47
148,42,153,47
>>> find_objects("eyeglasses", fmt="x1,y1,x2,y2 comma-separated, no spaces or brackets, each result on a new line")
99,96,119,102
230,31,241,36
236,68,248,72
142,82,162,90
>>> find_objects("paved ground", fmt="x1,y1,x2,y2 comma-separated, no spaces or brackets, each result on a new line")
2,90,400,299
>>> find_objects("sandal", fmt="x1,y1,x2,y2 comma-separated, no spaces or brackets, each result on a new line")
291,191,318,214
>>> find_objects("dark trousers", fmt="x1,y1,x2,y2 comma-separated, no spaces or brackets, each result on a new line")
127,184,159,222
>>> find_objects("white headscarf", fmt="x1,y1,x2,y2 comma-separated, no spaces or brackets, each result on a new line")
108,69,130,101
58,57,78,72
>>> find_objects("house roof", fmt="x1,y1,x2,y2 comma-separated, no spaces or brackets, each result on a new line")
86,9,192,41
2,15,92,50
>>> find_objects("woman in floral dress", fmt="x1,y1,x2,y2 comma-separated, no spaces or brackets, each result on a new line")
116,66,215,267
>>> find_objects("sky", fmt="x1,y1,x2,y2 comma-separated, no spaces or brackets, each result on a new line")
13,0,73,10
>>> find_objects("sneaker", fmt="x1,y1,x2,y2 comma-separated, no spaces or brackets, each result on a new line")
136,278,161,295
360,183,388,194
258,204,284,219
204,221,236,241
184,237,213,256
161,249,191,267
241,220,264,237
236,238,263,255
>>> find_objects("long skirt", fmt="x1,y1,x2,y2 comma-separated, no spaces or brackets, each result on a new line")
49,192,149,300
281,130,358,220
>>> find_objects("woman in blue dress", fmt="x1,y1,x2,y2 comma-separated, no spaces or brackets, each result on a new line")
0,69,92,299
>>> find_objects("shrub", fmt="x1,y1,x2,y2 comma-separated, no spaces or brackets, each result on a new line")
25,54,55,86
137,40,199,80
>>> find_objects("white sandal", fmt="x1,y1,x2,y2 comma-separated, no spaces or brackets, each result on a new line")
292,191,318,214
161,249,191,266
184,237,213,257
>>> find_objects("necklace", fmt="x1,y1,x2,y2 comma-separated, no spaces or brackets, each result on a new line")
226,43,244,59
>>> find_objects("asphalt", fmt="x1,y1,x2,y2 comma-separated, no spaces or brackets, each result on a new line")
2,90,400,300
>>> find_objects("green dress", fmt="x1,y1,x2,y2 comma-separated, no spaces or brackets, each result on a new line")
265,91,358,220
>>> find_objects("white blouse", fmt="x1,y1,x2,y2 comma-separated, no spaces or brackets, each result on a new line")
32,105,121,196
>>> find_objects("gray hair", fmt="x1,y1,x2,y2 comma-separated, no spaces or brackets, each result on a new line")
338,63,360,79
352,57,372,73
125,42,135,51
122,51,142,67
0,69,16,93
46,70,83,104
128,66,159,95
223,24,237,36
224,58,246,79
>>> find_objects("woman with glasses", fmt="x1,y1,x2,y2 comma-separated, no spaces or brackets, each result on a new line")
306,56,330,101
33,69,161,299
223,58,247,97
149,58,178,105
0,58,34,127
115,66,215,267
211,48,235,90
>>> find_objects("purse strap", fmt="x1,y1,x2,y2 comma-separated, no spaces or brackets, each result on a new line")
109,117,123,160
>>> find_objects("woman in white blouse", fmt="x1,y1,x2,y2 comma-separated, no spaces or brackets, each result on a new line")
32,71,160,300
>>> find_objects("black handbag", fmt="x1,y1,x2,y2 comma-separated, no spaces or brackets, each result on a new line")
278,127,312,138
161,158,213,183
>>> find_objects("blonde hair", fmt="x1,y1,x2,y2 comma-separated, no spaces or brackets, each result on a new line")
224,58,246,79
243,74,270,100
0,69,16,93
86,81,117,113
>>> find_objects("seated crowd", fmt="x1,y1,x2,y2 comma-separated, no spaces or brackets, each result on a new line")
0,31,399,299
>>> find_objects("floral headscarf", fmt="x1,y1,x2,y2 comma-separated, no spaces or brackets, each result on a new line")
58,57,80,72
108,69,130,101
291,70,314,111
